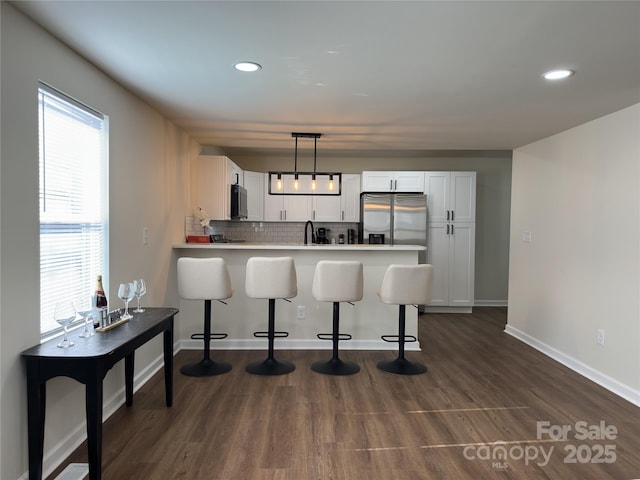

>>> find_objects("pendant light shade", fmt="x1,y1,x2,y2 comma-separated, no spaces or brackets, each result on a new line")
268,132,341,195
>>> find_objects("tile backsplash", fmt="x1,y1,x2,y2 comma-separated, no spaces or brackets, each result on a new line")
185,217,359,244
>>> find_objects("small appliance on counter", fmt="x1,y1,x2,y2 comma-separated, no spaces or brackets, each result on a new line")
315,227,330,244
347,229,356,244
368,233,385,244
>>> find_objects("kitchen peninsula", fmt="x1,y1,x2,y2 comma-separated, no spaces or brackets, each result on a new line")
172,243,426,352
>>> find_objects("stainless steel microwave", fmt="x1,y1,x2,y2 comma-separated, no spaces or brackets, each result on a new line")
230,184,248,219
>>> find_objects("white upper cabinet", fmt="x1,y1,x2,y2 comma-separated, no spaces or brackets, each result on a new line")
244,171,264,221
263,174,312,221
264,173,360,223
196,155,243,220
424,171,476,223
362,171,424,192
340,174,361,222
312,195,341,222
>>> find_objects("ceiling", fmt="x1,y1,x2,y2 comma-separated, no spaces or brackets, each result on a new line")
13,1,640,155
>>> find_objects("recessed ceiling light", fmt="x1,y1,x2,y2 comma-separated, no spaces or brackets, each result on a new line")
234,61,262,72
542,69,574,80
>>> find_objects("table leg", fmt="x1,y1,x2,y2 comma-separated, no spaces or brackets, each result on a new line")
125,353,134,406
26,362,45,480
163,321,174,407
85,376,104,480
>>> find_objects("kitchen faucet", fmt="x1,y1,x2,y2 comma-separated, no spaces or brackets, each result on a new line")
304,220,316,245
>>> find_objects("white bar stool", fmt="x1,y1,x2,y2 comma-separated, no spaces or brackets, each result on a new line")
377,264,434,375
177,257,233,376
311,261,363,375
245,256,297,375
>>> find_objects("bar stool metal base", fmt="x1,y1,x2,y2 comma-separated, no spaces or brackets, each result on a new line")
312,358,360,376
246,357,296,376
377,357,426,375
180,358,232,377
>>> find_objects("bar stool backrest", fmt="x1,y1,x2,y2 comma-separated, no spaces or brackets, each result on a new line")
177,257,233,301
245,256,297,299
312,260,363,303
378,264,434,306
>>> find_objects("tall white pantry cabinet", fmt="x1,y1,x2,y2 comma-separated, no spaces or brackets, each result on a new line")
424,172,476,311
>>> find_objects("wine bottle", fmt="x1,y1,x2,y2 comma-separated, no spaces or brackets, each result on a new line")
95,275,108,328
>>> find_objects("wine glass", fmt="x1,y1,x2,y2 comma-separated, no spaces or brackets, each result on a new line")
133,279,146,313
118,282,136,320
78,295,96,338
54,301,76,348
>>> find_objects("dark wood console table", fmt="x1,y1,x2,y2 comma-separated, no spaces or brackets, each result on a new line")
21,307,178,480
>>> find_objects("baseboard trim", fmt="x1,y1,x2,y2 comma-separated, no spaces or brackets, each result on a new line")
474,300,508,307
178,338,421,352
424,306,473,313
505,325,640,408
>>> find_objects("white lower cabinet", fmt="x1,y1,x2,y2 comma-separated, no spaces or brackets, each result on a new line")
427,222,475,309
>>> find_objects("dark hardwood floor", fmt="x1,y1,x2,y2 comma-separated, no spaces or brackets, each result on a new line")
49,307,640,479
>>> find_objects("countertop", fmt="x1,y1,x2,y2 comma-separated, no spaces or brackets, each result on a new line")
173,242,426,251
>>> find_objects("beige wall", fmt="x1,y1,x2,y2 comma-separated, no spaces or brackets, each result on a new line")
508,104,640,401
226,150,513,304
1,4,195,478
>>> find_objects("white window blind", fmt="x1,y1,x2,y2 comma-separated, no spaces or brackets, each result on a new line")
39,83,108,337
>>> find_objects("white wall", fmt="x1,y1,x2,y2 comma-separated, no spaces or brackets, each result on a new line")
507,104,640,404
1,4,196,479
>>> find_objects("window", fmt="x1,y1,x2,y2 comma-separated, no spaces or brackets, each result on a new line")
38,83,108,337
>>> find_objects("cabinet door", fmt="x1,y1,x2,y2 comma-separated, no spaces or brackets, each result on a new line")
227,158,243,187
451,172,476,223
424,172,449,223
449,223,475,307
394,171,424,192
313,195,341,222
426,223,450,307
361,171,394,192
244,171,264,221
284,195,312,221
264,174,284,221
196,155,227,220
341,174,361,222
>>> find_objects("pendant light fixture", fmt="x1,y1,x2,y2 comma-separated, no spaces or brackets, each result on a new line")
268,132,342,195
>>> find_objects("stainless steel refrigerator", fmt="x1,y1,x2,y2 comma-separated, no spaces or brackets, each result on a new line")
359,192,427,256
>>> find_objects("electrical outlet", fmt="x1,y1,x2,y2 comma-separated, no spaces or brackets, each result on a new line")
296,305,305,319
597,328,605,346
